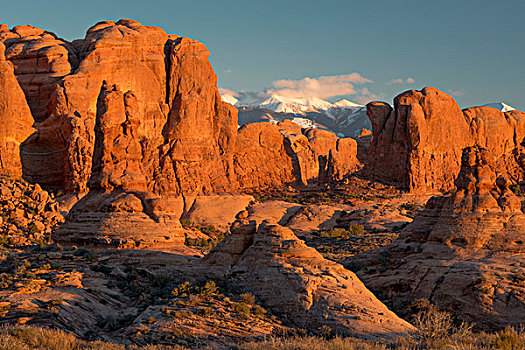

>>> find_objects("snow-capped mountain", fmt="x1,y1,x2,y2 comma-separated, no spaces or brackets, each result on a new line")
251,95,334,114
223,93,372,138
482,102,516,112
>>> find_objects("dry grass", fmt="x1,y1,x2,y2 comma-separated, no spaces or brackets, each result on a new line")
2,322,525,350
0,325,187,350
240,336,387,350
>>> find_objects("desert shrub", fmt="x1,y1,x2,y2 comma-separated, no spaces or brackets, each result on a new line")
510,184,524,196
171,281,192,298
316,245,333,253
240,293,255,305
320,325,333,339
240,336,387,350
199,224,217,236
320,224,365,239
252,304,266,317
27,223,40,235
199,280,219,296
196,307,214,317
0,325,188,349
493,326,525,350
412,305,453,347
0,234,9,247
347,224,365,235
235,302,251,319
399,202,418,213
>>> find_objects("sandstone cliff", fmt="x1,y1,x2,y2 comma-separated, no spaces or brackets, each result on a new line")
365,87,525,193
0,20,359,195
0,41,35,177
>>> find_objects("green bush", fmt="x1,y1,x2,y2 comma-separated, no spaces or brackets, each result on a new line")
199,280,218,296
320,224,365,239
235,302,251,319
171,281,192,298
180,218,193,229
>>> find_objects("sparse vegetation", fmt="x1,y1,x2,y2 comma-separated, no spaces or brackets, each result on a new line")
0,325,188,349
319,224,365,239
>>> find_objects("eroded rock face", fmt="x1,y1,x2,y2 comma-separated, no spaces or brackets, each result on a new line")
365,87,525,193
1,25,78,122
54,190,186,249
202,220,415,339
1,20,360,195
89,83,147,192
1,20,362,248
352,147,525,330
0,41,35,177
154,37,239,195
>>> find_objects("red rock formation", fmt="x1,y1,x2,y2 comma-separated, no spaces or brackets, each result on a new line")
88,83,147,192
202,219,415,339
152,37,239,194
1,20,360,197
352,147,525,329
365,87,525,193
1,25,78,122
0,41,35,177
234,122,295,189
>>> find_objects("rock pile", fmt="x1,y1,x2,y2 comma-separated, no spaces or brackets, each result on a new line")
0,176,64,247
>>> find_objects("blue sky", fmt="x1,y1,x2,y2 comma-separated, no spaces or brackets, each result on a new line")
2,0,524,109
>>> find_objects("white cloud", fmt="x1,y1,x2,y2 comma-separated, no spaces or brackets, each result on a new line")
387,77,416,85
221,73,374,105
223,69,232,73
266,73,373,99
219,87,238,97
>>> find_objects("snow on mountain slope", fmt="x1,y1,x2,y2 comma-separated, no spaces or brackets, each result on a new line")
220,89,522,138
219,92,371,137
252,95,334,114
482,102,516,112
332,99,363,108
